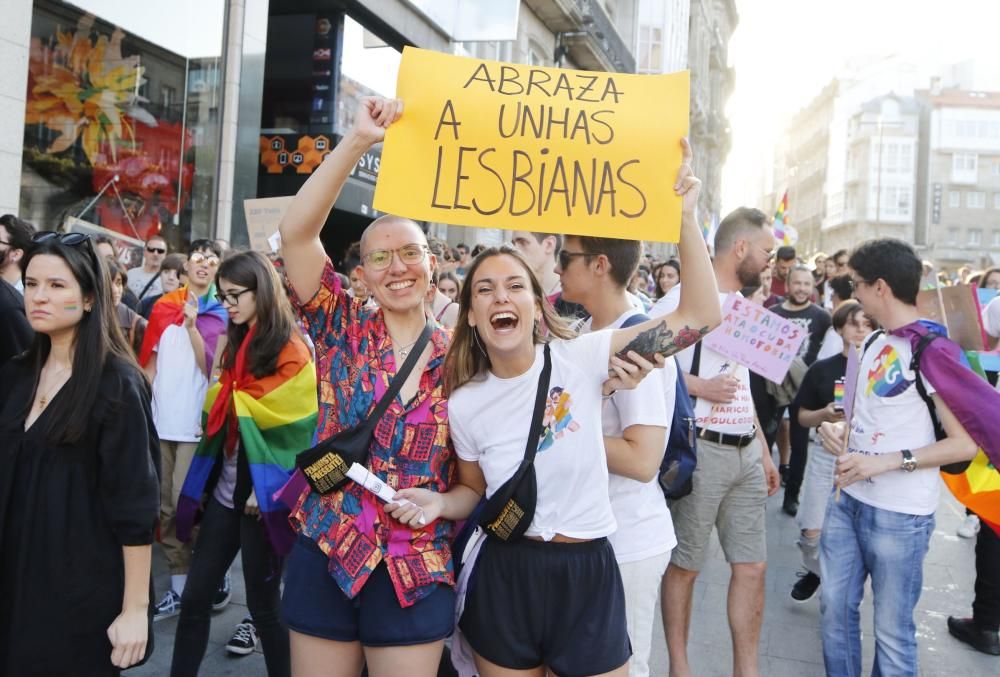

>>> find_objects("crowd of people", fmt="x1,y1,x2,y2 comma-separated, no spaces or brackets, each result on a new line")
0,95,998,677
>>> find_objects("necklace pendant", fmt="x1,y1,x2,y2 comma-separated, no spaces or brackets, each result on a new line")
399,348,409,359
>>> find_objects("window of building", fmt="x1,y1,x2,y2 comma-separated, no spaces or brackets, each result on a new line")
994,193,1000,210
947,227,959,244
993,230,1000,247
968,191,986,209
993,161,1000,176
952,152,978,183
969,228,983,246
20,0,226,252
636,0,667,76
949,190,961,208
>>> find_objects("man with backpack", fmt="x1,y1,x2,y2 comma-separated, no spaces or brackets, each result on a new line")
651,207,781,677
816,238,982,676
556,234,676,677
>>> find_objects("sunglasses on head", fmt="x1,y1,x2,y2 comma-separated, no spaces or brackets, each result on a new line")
32,231,89,247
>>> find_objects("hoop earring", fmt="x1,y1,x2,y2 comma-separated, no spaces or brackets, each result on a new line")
471,327,488,357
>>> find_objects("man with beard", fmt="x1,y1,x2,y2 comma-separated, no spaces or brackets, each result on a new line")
653,207,781,677
771,267,832,514
769,245,797,298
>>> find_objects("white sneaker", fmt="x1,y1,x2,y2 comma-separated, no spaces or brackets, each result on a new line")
957,514,980,539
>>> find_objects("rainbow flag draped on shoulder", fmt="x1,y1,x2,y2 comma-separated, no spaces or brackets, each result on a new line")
176,331,318,556
138,286,228,369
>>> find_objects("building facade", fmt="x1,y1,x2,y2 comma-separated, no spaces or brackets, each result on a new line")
916,87,1000,270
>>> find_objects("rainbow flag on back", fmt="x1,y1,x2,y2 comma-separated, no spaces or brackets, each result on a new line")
176,334,318,556
138,286,228,369
773,191,791,245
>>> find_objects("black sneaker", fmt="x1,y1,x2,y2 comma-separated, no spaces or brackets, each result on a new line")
948,616,1000,655
791,571,821,603
779,464,790,487
226,617,258,656
782,497,799,517
213,572,232,612
153,589,182,621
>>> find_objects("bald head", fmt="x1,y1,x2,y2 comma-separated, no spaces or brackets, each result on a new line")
359,215,427,255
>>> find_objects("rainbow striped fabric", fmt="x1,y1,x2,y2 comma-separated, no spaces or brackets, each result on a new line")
176,335,318,555
773,191,791,245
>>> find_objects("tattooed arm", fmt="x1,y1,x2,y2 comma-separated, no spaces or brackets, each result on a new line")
609,139,722,363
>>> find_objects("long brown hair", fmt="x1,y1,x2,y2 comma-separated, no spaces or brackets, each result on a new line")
217,251,299,379
16,237,144,444
444,245,574,394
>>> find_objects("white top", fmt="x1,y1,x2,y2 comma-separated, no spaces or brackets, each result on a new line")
816,325,844,361
127,266,163,300
982,296,1000,338
581,309,677,563
151,324,209,442
450,333,618,541
844,332,940,515
651,288,754,434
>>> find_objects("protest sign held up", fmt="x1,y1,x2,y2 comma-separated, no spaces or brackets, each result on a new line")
374,47,690,242
702,293,809,383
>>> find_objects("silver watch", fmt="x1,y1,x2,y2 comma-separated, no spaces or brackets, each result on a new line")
900,449,917,473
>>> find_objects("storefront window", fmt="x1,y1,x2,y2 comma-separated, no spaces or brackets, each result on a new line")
20,0,225,255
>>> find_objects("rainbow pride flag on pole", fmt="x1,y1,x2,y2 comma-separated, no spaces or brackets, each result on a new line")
773,191,792,245
176,334,318,555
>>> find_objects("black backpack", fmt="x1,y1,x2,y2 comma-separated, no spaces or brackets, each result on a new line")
620,313,697,499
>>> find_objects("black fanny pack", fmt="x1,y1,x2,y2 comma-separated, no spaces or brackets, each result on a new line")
296,319,433,495
478,344,552,542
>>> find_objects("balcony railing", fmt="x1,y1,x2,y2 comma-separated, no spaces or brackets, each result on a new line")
525,0,636,72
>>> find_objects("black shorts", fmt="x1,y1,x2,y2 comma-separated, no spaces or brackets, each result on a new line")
282,536,455,646
459,537,631,676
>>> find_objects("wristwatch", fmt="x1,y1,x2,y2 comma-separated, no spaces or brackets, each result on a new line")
900,449,917,473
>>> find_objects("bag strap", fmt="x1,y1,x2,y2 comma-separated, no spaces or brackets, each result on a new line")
138,272,159,299
367,318,435,425
522,344,553,466
910,331,947,441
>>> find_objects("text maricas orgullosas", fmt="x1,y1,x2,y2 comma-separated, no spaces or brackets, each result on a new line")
374,47,690,242
703,293,809,384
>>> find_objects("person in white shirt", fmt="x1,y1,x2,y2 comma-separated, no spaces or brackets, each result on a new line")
557,234,676,677
652,207,781,677
394,143,722,676
816,238,978,675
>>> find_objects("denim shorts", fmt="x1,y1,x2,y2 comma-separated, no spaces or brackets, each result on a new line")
282,536,455,646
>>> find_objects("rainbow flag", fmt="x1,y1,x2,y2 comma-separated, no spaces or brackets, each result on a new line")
176,335,318,555
773,191,791,245
943,451,1000,534
138,286,228,369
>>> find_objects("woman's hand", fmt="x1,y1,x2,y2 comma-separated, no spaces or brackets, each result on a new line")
244,489,260,519
603,351,661,396
821,402,846,424
387,488,441,528
107,605,148,669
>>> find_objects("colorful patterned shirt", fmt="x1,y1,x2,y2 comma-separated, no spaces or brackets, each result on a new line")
285,258,455,607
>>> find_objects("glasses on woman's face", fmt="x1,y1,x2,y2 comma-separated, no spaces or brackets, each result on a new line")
362,244,428,271
189,252,220,267
215,287,254,306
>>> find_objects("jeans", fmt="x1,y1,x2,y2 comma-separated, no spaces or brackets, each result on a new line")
819,491,934,677
171,498,290,677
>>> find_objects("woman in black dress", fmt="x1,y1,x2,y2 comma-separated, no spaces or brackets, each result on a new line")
0,232,160,675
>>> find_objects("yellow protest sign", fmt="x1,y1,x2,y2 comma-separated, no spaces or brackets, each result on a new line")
373,47,690,242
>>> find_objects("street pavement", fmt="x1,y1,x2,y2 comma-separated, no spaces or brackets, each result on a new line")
134,482,995,676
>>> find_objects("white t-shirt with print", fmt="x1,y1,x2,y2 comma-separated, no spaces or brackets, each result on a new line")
127,266,162,300
450,332,618,541
651,288,754,435
151,324,209,442
844,332,940,515
582,310,677,563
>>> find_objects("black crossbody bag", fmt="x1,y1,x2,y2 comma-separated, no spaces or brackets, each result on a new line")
296,319,434,494
478,344,552,542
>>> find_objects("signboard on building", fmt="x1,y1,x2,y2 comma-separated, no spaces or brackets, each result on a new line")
932,183,942,224
374,48,691,242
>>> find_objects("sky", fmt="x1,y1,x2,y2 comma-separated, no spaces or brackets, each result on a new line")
722,0,1000,213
